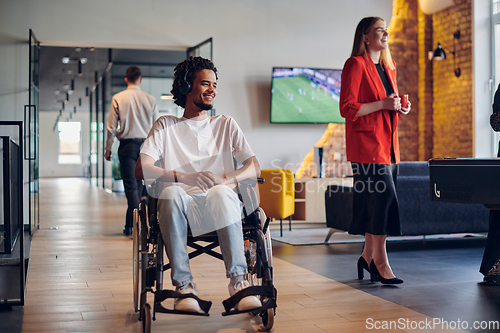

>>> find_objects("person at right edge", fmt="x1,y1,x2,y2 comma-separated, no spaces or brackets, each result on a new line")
480,84,500,286
340,17,411,284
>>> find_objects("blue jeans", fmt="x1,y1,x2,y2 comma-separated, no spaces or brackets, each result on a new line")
157,185,247,288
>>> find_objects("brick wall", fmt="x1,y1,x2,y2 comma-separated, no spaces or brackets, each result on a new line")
388,0,420,161
418,7,434,160
389,0,473,160
431,0,473,158
295,123,352,179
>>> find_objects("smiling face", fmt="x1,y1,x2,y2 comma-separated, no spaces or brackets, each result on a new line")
364,19,389,53
188,69,217,111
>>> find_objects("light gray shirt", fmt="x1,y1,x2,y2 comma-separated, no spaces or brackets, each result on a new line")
105,85,159,151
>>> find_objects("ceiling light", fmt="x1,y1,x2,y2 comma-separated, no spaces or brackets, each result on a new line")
62,56,87,64
419,0,453,15
161,94,173,100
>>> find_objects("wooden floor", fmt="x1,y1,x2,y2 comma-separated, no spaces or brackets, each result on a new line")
22,178,463,332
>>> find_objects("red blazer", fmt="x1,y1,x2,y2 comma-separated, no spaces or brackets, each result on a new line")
340,54,400,165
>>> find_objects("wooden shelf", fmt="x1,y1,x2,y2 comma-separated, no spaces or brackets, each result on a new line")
292,201,305,220
292,177,353,223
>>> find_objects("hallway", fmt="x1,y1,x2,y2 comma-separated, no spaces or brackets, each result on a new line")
18,178,488,332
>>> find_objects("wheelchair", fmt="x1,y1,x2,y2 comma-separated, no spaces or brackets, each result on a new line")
132,179,277,332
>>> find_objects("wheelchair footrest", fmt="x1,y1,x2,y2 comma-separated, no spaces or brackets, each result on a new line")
222,296,276,316
154,289,212,316
221,285,276,315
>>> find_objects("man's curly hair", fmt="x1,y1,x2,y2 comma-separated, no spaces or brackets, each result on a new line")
171,56,218,108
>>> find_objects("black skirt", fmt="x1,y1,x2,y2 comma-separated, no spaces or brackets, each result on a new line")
349,162,401,236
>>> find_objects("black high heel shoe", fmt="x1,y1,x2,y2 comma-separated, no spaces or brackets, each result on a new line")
357,256,370,280
369,260,403,284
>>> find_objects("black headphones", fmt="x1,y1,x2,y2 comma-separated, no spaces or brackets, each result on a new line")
179,67,193,95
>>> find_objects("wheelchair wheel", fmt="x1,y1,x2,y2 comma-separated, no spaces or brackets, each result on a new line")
260,307,274,331
142,303,152,333
244,238,259,287
133,208,141,312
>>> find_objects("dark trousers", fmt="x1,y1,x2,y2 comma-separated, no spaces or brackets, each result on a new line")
480,210,500,275
118,139,145,228
480,142,500,275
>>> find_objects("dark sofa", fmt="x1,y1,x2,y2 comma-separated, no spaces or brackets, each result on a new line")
324,161,489,240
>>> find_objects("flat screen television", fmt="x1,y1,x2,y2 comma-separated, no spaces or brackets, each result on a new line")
270,67,344,124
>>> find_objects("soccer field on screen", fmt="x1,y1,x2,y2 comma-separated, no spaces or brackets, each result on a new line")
270,76,344,123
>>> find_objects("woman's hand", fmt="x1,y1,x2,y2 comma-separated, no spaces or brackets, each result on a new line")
382,93,401,111
399,101,411,115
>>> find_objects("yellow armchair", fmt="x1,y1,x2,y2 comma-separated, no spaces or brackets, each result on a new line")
258,169,295,236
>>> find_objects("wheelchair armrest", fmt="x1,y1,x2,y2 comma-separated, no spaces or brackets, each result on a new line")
238,178,264,187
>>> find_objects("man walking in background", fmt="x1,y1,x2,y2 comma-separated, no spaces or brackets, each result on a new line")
105,66,159,236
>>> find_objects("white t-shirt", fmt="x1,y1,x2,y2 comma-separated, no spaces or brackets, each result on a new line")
140,114,255,195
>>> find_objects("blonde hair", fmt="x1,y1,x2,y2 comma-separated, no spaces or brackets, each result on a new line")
350,16,394,70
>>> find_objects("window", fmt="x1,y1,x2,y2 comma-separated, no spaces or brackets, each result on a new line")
493,0,500,156
58,121,82,164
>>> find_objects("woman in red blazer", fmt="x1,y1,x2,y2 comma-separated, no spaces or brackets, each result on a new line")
340,17,411,284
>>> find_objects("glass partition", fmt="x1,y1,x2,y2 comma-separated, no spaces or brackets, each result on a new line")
28,29,40,234
0,121,25,307
187,38,213,60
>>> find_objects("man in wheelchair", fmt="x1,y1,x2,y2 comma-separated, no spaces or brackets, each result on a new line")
136,56,263,314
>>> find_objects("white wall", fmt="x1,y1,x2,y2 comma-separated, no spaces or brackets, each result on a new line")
0,1,29,122
39,111,91,177
1,0,393,174
473,0,495,157
0,1,30,223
